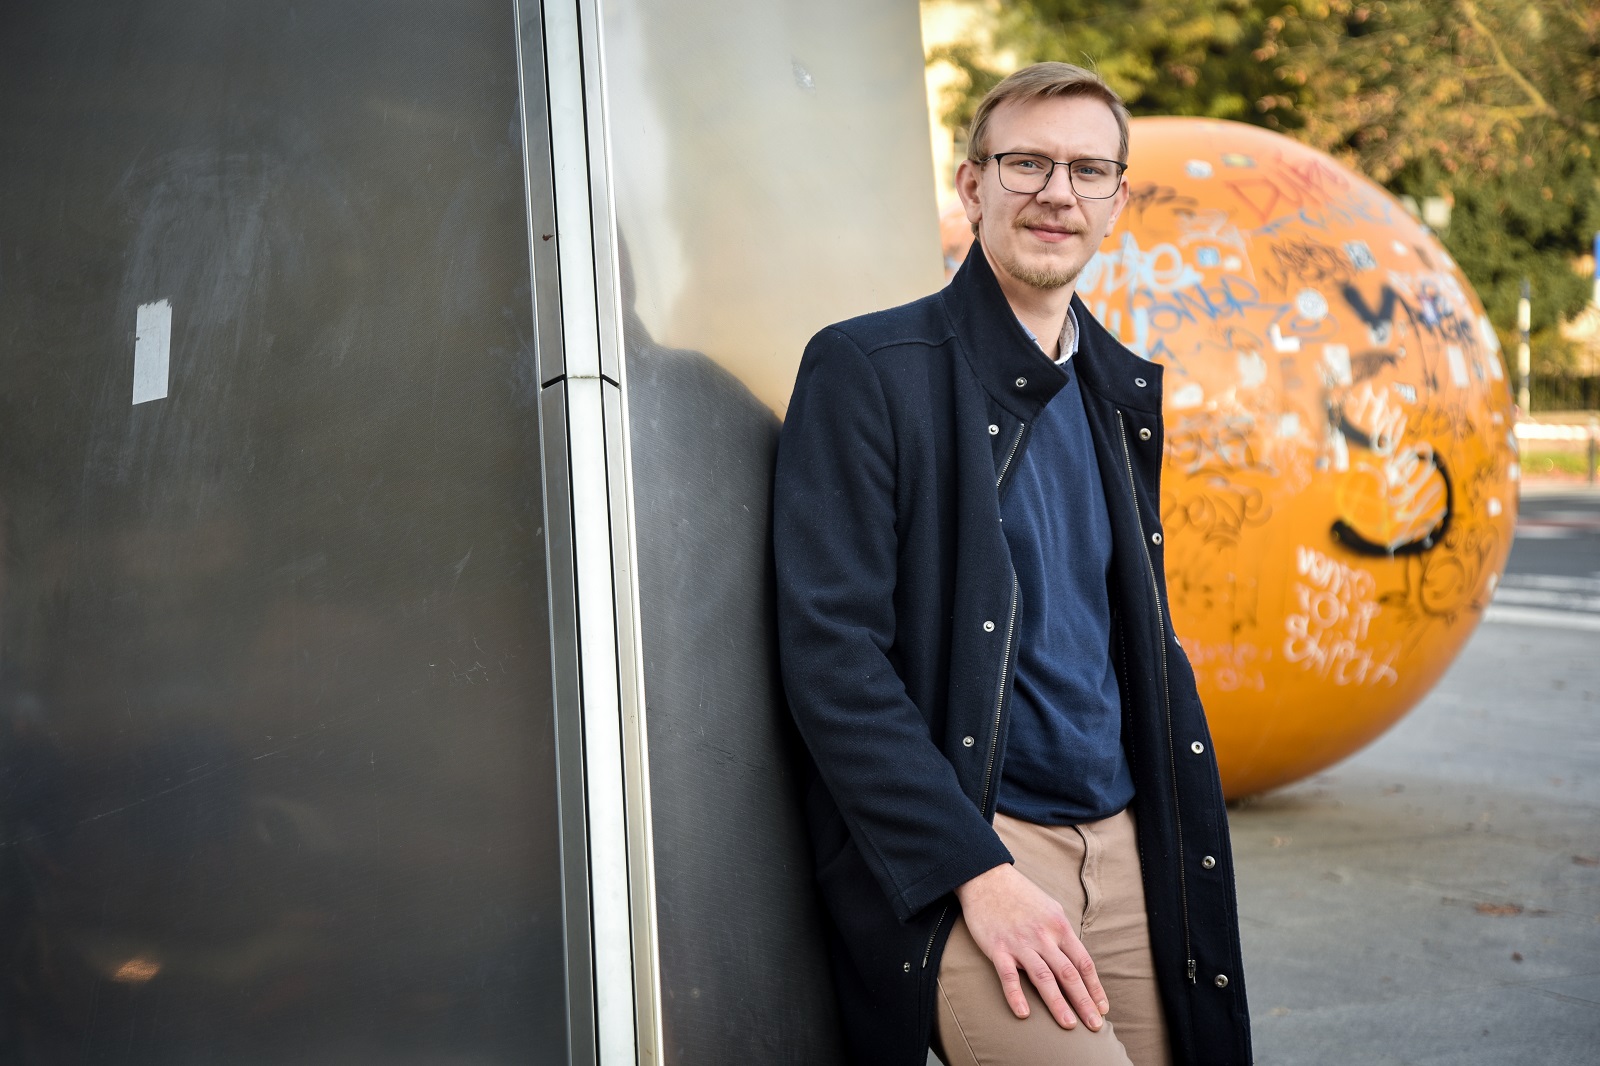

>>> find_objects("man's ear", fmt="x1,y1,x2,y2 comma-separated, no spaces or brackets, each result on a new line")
1102,176,1130,239
955,158,983,230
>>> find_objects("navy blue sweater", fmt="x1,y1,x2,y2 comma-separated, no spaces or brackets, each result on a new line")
997,369,1133,825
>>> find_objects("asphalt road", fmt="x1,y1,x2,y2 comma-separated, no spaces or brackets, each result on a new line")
1506,485,1600,581
1235,480,1600,1065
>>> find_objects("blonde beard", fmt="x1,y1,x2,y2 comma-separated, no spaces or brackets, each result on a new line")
986,216,1087,291
1009,261,1080,290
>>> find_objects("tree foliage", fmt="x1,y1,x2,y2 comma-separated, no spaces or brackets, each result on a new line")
929,0,1600,359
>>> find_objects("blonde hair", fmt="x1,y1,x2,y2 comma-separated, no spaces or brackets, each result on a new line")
967,62,1130,164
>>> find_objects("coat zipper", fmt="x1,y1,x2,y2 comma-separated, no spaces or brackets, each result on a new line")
1117,410,1195,984
921,905,949,969
980,420,1025,816
925,421,1027,973
978,570,1020,817
996,422,1026,491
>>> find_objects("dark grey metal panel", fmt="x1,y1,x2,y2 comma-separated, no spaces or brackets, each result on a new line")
598,1,943,1062
0,1,566,1062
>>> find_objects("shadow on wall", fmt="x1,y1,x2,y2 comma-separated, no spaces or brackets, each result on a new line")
619,238,847,1065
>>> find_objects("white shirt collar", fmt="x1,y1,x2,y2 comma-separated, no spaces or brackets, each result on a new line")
1016,304,1081,366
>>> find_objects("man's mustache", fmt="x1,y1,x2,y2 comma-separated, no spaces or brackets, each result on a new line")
1013,214,1086,236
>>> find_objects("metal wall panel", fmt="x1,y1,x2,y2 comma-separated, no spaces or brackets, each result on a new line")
595,1,945,1062
0,1,567,1062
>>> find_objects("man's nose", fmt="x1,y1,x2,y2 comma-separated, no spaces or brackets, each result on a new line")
1037,163,1079,204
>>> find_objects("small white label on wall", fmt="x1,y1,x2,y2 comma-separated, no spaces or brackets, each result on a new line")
132,299,172,405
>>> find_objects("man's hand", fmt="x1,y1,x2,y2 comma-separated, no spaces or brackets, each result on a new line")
953,862,1109,1031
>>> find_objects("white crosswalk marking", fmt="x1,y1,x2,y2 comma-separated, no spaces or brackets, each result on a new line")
1482,605,1600,632
1486,573,1600,631
1490,587,1600,612
1498,573,1600,594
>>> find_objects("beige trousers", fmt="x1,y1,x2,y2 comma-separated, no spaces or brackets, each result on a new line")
933,809,1173,1066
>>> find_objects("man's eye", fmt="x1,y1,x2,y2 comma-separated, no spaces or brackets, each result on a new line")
1007,156,1047,171
1074,164,1108,178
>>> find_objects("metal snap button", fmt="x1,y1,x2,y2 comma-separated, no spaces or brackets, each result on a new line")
1134,377,1147,387
1190,740,1205,755
988,424,999,436
1201,855,1216,870
962,735,975,748
1151,532,1162,545
1214,974,1229,989
983,620,995,632
1015,377,1027,388
903,961,912,973
1138,427,1152,441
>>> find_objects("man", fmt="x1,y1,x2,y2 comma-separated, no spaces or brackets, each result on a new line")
773,63,1251,1065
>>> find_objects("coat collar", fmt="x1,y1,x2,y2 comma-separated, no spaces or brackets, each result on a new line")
940,242,1164,419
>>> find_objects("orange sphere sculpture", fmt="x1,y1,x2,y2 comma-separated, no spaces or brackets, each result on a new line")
1076,119,1518,796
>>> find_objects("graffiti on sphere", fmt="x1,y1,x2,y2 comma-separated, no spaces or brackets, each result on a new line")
1106,118,1517,797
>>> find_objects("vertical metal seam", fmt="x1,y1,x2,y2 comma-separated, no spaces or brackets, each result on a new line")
581,0,624,388
564,373,634,1064
579,0,665,1057
536,385,596,1066
601,380,665,1065
518,0,637,1062
524,0,664,1062
513,3,595,1064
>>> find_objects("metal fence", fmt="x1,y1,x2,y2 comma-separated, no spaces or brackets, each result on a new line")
1530,374,1600,412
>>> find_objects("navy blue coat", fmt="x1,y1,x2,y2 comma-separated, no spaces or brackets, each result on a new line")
774,246,1252,1065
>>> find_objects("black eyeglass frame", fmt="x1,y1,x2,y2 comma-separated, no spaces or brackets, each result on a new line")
980,153,1129,199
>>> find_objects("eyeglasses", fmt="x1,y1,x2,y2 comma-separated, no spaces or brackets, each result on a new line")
981,153,1127,199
